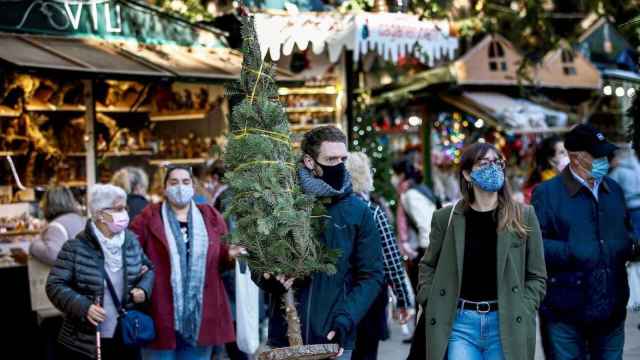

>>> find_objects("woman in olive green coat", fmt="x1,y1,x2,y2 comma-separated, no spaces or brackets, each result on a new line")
416,143,546,360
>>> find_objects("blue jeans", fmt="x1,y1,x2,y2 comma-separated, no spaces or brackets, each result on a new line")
338,349,353,360
542,318,625,360
142,335,213,360
630,208,640,239
447,310,504,360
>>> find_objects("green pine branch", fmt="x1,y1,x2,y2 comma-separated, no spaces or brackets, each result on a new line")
224,17,340,279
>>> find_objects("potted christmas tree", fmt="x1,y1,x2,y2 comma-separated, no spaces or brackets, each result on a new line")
224,17,341,360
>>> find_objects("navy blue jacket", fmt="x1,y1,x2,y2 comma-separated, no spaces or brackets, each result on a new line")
262,191,385,350
532,168,635,325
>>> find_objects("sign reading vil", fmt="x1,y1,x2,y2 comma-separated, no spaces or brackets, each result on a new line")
0,0,225,48
1,0,122,35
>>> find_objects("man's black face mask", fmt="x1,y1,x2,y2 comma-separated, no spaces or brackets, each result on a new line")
316,161,346,191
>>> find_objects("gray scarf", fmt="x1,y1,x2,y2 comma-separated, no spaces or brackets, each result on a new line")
161,201,208,345
298,165,352,198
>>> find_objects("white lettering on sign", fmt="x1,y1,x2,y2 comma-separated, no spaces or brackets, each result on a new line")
17,0,122,33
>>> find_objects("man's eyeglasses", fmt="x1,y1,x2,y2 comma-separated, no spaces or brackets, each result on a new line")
477,159,506,170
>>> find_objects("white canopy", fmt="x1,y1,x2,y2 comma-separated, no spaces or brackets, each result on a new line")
253,12,458,65
463,92,568,132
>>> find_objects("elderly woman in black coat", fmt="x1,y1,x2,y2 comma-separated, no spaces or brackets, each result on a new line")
46,183,154,360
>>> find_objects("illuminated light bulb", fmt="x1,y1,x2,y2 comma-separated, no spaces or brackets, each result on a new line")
474,119,485,128
478,138,486,143
615,87,625,97
628,88,636,97
463,121,469,127
603,85,612,96
408,116,422,127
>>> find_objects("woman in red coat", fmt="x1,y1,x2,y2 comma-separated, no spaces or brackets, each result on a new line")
131,165,245,360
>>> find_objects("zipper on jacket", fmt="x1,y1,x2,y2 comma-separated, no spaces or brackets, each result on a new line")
305,281,313,343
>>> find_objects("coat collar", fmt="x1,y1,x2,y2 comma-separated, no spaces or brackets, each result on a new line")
561,166,610,197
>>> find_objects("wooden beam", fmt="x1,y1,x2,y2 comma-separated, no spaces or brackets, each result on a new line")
83,80,97,187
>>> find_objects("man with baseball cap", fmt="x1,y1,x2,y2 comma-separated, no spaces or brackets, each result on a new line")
532,124,636,359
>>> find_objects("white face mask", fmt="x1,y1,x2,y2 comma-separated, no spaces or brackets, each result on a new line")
551,155,570,172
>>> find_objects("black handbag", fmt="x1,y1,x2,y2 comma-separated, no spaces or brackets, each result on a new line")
101,267,155,347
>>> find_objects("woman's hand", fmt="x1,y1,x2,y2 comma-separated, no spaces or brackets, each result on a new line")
229,245,248,259
130,288,146,304
86,304,106,326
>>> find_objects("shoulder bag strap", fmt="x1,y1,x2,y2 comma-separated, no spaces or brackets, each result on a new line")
446,200,458,235
99,266,125,315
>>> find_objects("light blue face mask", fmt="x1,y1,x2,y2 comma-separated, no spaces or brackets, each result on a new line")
590,157,609,181
165,184,194,206
470,163,505,193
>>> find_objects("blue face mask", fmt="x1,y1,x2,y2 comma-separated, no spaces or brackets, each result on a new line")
590,157,609,181
470,163,505,193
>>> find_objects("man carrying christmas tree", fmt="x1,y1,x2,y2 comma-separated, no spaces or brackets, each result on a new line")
261,126,385,359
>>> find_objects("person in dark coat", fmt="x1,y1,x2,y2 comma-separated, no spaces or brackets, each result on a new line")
258,126,385,360
111,166,150,221
532,124,637,360
130,165,246,360
46,184,155,360
346,152,413,360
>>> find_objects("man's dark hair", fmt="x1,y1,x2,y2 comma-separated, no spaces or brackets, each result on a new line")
208,159,226,179
301,126,347,159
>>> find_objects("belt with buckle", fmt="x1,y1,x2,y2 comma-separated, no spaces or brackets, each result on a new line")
457,299,498,313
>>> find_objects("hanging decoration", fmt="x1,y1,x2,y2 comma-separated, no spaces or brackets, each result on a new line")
253,12,458,65
354,13,458,65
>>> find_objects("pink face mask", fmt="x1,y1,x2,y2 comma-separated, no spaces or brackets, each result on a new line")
104,210,129,234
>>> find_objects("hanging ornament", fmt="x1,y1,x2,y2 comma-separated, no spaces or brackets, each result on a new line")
361,20,370,40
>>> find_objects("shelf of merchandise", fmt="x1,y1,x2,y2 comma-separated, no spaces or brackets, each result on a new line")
148,158,211,166
24,100,152,113
0,229,41,237
285,107,336,114
0,150,28,157
0,106,21,117
96,102,151,113
64,152,87,157
149,112,207,122
25,99,86,112
99,150,153,157
278,86,338,96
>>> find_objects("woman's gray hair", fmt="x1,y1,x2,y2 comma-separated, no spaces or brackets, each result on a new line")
42,186,80,221
111,167,149,195
88,183,127,218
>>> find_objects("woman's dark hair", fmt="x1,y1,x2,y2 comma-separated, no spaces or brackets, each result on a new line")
392,157,422,182
42,186,80,221
208,159,226,180
458,143,528,238
163,165,193,186
525,135,562,188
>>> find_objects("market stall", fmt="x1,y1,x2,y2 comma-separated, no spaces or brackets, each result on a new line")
0,3,297,355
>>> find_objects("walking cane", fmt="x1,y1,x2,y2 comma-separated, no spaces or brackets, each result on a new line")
95,296,102,360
